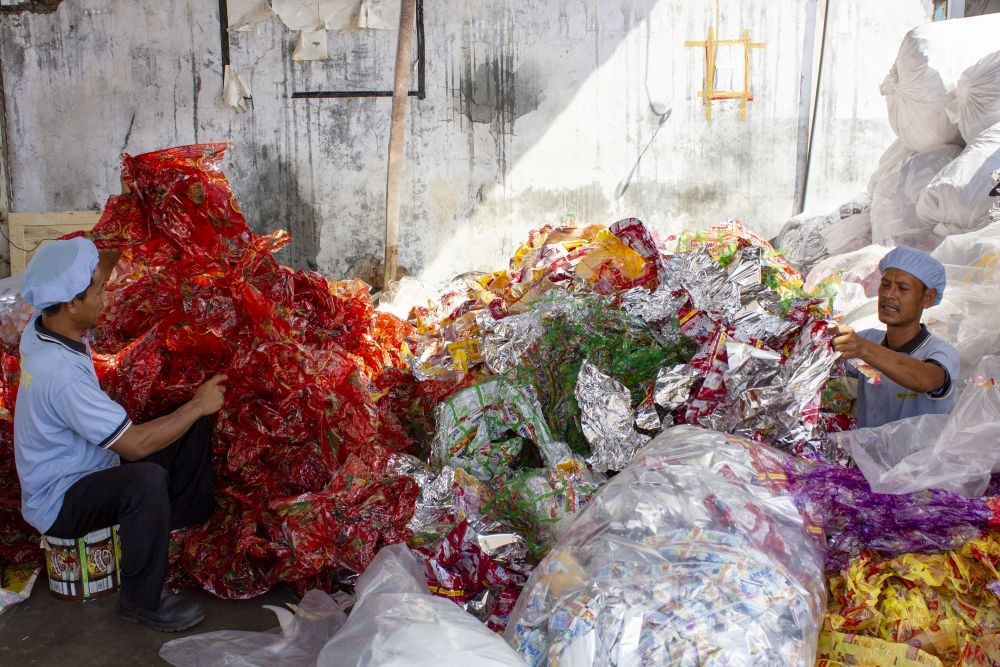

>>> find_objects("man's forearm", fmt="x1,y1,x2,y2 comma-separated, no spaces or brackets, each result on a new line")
112,400,204,461
859,341,947,394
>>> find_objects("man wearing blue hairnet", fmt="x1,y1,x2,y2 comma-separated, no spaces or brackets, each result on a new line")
13,237,227,632
831,246,959,429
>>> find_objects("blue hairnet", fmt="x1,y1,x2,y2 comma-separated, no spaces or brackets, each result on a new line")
878,246,946,306
20,237,99,310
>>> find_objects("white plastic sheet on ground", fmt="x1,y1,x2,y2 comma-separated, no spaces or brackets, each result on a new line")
869,144,961,244
832,356,1000,498
947,50,1000,145
160,545,525,667
880,14,1000,152
159,590,348,667
505,425,826,667
316,544,526,667
917,122,1000,236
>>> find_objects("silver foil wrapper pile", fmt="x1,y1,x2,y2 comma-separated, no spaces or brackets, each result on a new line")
575,361,650,473
388,453,457,537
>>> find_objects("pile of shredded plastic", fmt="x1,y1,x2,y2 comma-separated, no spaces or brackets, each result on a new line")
3,145,1000,661
0,144,437,599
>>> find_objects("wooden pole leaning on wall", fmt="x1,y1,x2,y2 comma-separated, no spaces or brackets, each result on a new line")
383,0,417,292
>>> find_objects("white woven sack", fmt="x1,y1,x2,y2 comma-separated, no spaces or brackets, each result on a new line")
880,14,1000,152
946,50,1000,144
870,144,961,243
867,139,917,194
917,122,1000,235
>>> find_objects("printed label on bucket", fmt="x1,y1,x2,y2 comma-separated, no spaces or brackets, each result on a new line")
43,525,121,601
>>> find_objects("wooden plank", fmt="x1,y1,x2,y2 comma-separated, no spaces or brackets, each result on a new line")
8,211,100,275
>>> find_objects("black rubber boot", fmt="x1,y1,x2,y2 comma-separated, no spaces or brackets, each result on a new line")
116,589,205,632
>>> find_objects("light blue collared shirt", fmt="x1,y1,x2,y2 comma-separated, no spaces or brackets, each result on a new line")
14,315,130,533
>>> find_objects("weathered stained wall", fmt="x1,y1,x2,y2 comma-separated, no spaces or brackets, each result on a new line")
0,0,931,283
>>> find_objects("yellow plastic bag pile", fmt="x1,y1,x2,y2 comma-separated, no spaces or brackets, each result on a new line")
820,532,1000,666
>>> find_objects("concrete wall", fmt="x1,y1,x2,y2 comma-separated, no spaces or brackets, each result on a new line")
0,0,931,284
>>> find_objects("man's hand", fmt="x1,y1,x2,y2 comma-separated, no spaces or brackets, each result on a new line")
191,374,228,416
97,249,122,284
829,323,870,360
113,374,228,461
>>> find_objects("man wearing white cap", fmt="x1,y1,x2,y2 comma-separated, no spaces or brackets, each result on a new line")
831,246,959,429
14,236,227,631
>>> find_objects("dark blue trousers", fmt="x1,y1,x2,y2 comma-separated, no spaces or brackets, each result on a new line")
45,417,215,610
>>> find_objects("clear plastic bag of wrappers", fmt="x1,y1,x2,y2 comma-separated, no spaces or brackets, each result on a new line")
505,425,827,667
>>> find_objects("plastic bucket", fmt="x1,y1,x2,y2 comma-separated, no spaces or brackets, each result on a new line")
42,525,121,601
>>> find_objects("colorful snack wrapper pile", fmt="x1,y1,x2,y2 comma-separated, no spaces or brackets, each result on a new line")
0,354,39,574
507,291,694,462
416,518,530,633
505,426,827,666
817,630,944,667
408,216,847,466
485,465,602,559
649,238,839,457
402,220,665,379
824,531,1000,666
574,361,650,473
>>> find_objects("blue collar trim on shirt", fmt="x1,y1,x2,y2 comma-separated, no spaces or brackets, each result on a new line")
34,317,88,357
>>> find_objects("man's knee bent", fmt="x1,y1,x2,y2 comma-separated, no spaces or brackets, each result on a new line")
121,463,170,509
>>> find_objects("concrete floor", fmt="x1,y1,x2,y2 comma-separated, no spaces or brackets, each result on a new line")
0,575,299,666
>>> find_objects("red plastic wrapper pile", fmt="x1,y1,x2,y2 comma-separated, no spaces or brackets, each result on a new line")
0,347,37,570
82,143,422,598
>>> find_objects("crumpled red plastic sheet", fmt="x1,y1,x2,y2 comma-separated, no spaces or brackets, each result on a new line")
266,448,420,581
0,351,37,570
82,143,421,598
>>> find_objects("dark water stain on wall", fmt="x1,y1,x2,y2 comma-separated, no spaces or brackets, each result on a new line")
454,46,544,179
461,56,543,124
241,154,320,271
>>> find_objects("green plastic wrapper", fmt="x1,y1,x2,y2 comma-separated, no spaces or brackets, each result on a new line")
430,377,574,480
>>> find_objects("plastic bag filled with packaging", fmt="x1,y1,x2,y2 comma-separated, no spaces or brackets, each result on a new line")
505,425,827,666
879,14,1000,152
316,543,526,667
947,50,1000,145
917,122,1000,237
870,145,961,244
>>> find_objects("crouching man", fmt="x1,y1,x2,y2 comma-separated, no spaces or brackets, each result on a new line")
14,237,227,631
